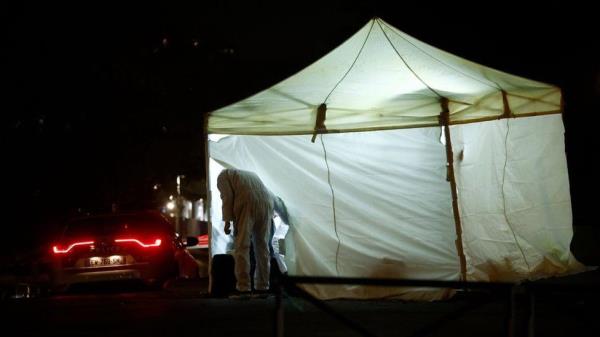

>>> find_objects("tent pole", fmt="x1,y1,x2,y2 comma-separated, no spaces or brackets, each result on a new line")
203,112,213,293
439,98,468,282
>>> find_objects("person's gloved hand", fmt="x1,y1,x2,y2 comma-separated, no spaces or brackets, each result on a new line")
224,221,232,235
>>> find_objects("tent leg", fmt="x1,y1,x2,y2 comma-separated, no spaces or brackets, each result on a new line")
439,99,468,282
204,113,214,294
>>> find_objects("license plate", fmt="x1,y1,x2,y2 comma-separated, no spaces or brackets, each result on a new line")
89,255,124,267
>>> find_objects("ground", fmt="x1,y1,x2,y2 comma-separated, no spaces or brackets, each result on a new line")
1,269,598,337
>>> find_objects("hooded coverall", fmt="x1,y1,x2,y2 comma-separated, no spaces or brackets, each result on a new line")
217,169,274,292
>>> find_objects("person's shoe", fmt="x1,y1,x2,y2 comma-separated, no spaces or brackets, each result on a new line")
229,290,252,300
251,290,272,299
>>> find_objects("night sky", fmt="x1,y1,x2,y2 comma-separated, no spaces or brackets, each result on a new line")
3,1,598,255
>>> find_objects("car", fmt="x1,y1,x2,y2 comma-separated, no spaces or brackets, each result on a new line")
49,210,199,292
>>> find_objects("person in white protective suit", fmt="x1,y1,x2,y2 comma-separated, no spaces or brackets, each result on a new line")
217,168,274,295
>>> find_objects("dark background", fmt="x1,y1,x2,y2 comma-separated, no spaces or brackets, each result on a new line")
2,1,598,257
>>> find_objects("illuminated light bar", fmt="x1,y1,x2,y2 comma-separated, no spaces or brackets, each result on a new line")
52,241,95,254
198,234,209,247
114,238,162,248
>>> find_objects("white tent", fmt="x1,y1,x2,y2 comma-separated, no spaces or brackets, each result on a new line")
205,18,584,300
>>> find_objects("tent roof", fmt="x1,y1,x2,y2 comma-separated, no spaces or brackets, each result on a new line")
207,18,561,135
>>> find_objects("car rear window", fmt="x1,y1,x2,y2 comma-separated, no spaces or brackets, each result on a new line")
63,213,173,238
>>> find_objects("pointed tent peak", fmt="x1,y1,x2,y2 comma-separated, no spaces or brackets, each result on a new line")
207,19,562,135
370,16,390,24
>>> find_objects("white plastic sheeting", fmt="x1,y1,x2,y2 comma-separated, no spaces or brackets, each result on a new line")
210,127,461,300
208,18,561,135
451,115,584,281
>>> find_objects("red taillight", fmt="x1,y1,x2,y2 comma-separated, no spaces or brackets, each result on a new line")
198,234,209,248
114,238,162,248
52,241,95,254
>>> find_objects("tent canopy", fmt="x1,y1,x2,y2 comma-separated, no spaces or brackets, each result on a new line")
206,18,583,300
208,18,561,136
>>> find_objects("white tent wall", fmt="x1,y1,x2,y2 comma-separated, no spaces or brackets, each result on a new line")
451,114,585,281
209,128,461,300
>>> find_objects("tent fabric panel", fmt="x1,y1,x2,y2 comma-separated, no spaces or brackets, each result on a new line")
450,115,584,282
209,128,460,300
377,21,496,97
319,129,461,299
506,88,562,115
323,21,435,111
377,20,556,96
448,91,504,122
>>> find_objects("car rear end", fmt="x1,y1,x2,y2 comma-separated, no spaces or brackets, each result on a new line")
50,213,179,291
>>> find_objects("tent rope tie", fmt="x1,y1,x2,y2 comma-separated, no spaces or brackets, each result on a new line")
319,134,341,276
501,90,514,118
311,103,328,143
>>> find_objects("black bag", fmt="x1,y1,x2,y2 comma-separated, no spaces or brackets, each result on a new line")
210,254,236,297
211,251,282,297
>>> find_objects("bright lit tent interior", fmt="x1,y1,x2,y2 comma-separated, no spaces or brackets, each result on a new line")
205,17,585,300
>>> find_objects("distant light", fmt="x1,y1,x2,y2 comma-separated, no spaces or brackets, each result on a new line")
192,40,199,47
167,201,175,210
153,184,159,190
161,37,168,47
